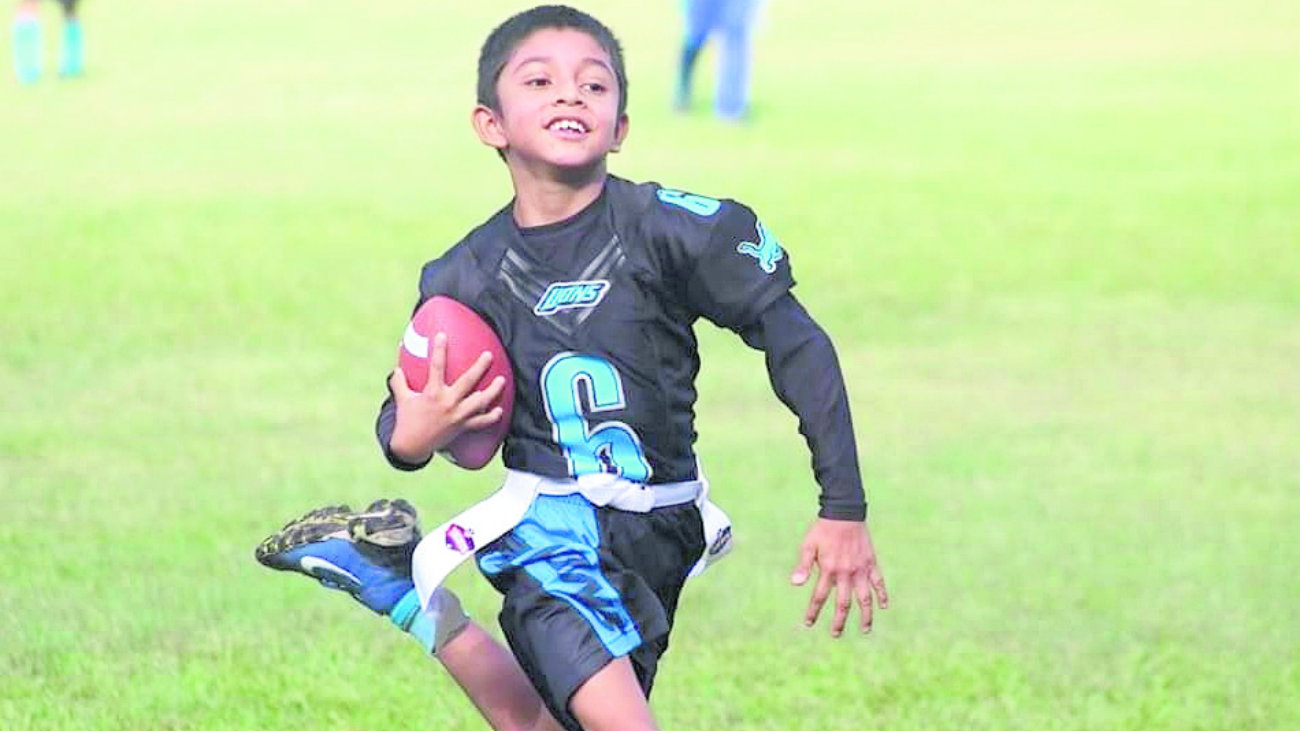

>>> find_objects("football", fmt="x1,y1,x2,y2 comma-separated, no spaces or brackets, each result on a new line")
398,296,515,470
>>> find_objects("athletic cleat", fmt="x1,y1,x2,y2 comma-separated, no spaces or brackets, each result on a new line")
255,499,420,615
256,498,471,654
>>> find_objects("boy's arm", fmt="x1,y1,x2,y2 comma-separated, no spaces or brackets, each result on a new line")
737,294,864,519
738,294,889,636
660,192,888,631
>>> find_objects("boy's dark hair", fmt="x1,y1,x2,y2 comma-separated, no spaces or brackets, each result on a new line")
477,5,629,116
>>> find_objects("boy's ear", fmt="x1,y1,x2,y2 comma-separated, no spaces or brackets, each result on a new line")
610,113,630,153
472,104,508,151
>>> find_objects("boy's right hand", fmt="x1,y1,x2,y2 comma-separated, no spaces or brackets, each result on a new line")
388,332,507,464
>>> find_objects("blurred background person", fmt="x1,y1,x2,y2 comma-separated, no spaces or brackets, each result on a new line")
12,0,83,84
675,0,761,121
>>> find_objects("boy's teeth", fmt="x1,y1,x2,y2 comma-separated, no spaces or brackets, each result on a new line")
550,119,587,133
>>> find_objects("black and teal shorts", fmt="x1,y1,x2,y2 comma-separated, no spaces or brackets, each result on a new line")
476,493,706,731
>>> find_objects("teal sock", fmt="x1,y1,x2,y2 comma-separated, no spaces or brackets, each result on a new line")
388,588,437,653
59,18,82,77
387,586,470,655
12,16,40,84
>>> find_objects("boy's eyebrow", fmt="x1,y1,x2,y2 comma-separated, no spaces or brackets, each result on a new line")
510,56,614,75
578,57,615,75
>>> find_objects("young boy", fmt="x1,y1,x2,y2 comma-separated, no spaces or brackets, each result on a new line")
256,6,887,731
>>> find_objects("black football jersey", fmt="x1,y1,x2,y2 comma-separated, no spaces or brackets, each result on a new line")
392,176,795,485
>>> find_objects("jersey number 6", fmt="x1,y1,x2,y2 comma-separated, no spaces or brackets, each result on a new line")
541,353,652,482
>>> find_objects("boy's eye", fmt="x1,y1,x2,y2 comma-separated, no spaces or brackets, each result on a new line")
582,82,607,93
525,78,551,87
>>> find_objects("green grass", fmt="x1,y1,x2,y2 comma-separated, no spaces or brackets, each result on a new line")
2,0,1298,729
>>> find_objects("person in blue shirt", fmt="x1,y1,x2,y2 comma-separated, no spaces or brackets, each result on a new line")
675,0,761,120
12,0,83,83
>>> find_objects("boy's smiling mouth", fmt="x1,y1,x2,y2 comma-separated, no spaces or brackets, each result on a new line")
547,117,590,137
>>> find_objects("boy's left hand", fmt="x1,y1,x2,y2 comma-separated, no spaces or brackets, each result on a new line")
790,518,889,637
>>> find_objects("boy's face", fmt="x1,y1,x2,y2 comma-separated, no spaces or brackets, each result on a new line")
474,28,628,174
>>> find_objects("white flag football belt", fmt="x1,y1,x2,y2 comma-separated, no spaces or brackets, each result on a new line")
412,466,735,611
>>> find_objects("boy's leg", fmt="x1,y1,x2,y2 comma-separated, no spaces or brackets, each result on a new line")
13,0,41,84
255,500,564,731
716,0,758,120
569,657,659,731
56,0,82,78
440,623,569,731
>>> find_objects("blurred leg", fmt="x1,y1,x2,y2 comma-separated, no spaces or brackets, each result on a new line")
58,2,83,78
676,0,721,110
716,0,758,120
13,0,41,84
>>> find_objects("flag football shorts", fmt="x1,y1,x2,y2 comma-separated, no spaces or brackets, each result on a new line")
476,493,706,731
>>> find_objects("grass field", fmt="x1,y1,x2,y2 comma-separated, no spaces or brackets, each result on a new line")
2,0,1298,729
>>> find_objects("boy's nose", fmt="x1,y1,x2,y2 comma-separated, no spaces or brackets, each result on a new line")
553,82,584,106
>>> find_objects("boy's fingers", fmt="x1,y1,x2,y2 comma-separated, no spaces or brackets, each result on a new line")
870,565,889,609
855,572,875,633
390,368,411,396
426,333,449,393
456,378,505,420
450,351,494,399
804,571,831,627
830,576,852,637
790,543,815,585
462,407,504,431
478,375,507,405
